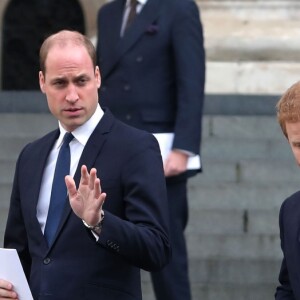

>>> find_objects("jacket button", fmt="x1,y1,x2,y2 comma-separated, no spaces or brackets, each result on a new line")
123,84,131,91
126,114,132,120
136,56,143,62
43,258,51,265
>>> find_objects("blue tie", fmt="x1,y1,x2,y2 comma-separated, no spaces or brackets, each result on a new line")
44,132,74,245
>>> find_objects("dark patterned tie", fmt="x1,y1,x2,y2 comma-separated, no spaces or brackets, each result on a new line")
124,0,138,33
44,132,74,246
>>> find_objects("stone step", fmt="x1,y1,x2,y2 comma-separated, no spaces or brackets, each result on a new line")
142,282,277,300
202,115,282,140
200,0,300,95
0,183,13,207
0,113,56,137
199,159,298,185
206,62,300,95
0,161,15,184
201,0,300,62
186,233,281,260
188,181,297,210
187,209,279,236
0,137,39,160
142,275,277,300
236,159,298,184
202,137,292,161
142,258,280,285
188,258,280,285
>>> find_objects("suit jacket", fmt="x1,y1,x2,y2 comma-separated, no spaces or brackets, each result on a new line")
275,190,300,300
96,0,205,163
4,109,170,300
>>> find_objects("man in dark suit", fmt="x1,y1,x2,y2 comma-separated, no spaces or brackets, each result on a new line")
96,0,205,299
0,30,170,300
275,81,300,300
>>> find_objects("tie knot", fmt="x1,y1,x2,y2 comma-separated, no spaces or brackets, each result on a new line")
63,132,74,145
130,0,137,7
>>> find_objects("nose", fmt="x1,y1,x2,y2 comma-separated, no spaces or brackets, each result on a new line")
65,85,79,103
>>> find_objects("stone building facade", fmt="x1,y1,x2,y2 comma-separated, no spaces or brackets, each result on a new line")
0,0,299,93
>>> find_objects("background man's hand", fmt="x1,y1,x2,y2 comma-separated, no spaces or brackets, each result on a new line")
164,150,188,177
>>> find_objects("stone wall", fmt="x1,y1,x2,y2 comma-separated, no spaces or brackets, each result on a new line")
0,0,299,94
199,0,300,95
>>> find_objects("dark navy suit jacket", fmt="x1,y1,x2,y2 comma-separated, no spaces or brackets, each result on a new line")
276,190,300,299
4,109,170,300
97,0,205,160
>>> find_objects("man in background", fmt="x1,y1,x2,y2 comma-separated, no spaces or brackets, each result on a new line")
96,0,205,298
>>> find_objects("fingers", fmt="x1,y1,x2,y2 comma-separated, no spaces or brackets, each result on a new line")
0,279,12,290
85,168,105,209
71,165,103,201
80,166,98,189
99,192,107,208
89,168,97,190
164,151,188,177
65,175,77,198
80,165,89,185
0,279,18,299
81,166,101,192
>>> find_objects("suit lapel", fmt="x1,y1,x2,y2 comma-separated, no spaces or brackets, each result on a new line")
25,130,59,246
74,109,113,184
102,0,162,78
31,131,59,208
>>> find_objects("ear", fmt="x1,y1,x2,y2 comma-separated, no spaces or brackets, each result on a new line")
39,71,46,93
95,66,101,89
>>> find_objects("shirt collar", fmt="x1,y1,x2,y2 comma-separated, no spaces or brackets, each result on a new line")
57,104,104,148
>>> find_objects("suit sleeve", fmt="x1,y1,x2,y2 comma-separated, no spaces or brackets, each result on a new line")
97,134,171,272
275,201,296,300
171,0,205,155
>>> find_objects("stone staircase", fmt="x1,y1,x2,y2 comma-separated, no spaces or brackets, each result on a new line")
142,114,299,299
0,111,296,299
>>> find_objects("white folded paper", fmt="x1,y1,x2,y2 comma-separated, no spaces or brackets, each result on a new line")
153,133,201,170
0,248,33,300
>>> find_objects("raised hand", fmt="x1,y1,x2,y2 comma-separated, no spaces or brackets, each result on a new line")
65,165,106,226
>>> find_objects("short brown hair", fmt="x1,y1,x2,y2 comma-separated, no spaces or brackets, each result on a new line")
276,81,300,138
39,30,96,74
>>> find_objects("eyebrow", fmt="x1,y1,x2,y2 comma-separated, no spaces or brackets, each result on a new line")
50,73,90,83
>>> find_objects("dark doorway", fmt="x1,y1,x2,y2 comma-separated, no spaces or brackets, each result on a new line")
2,0,85,90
